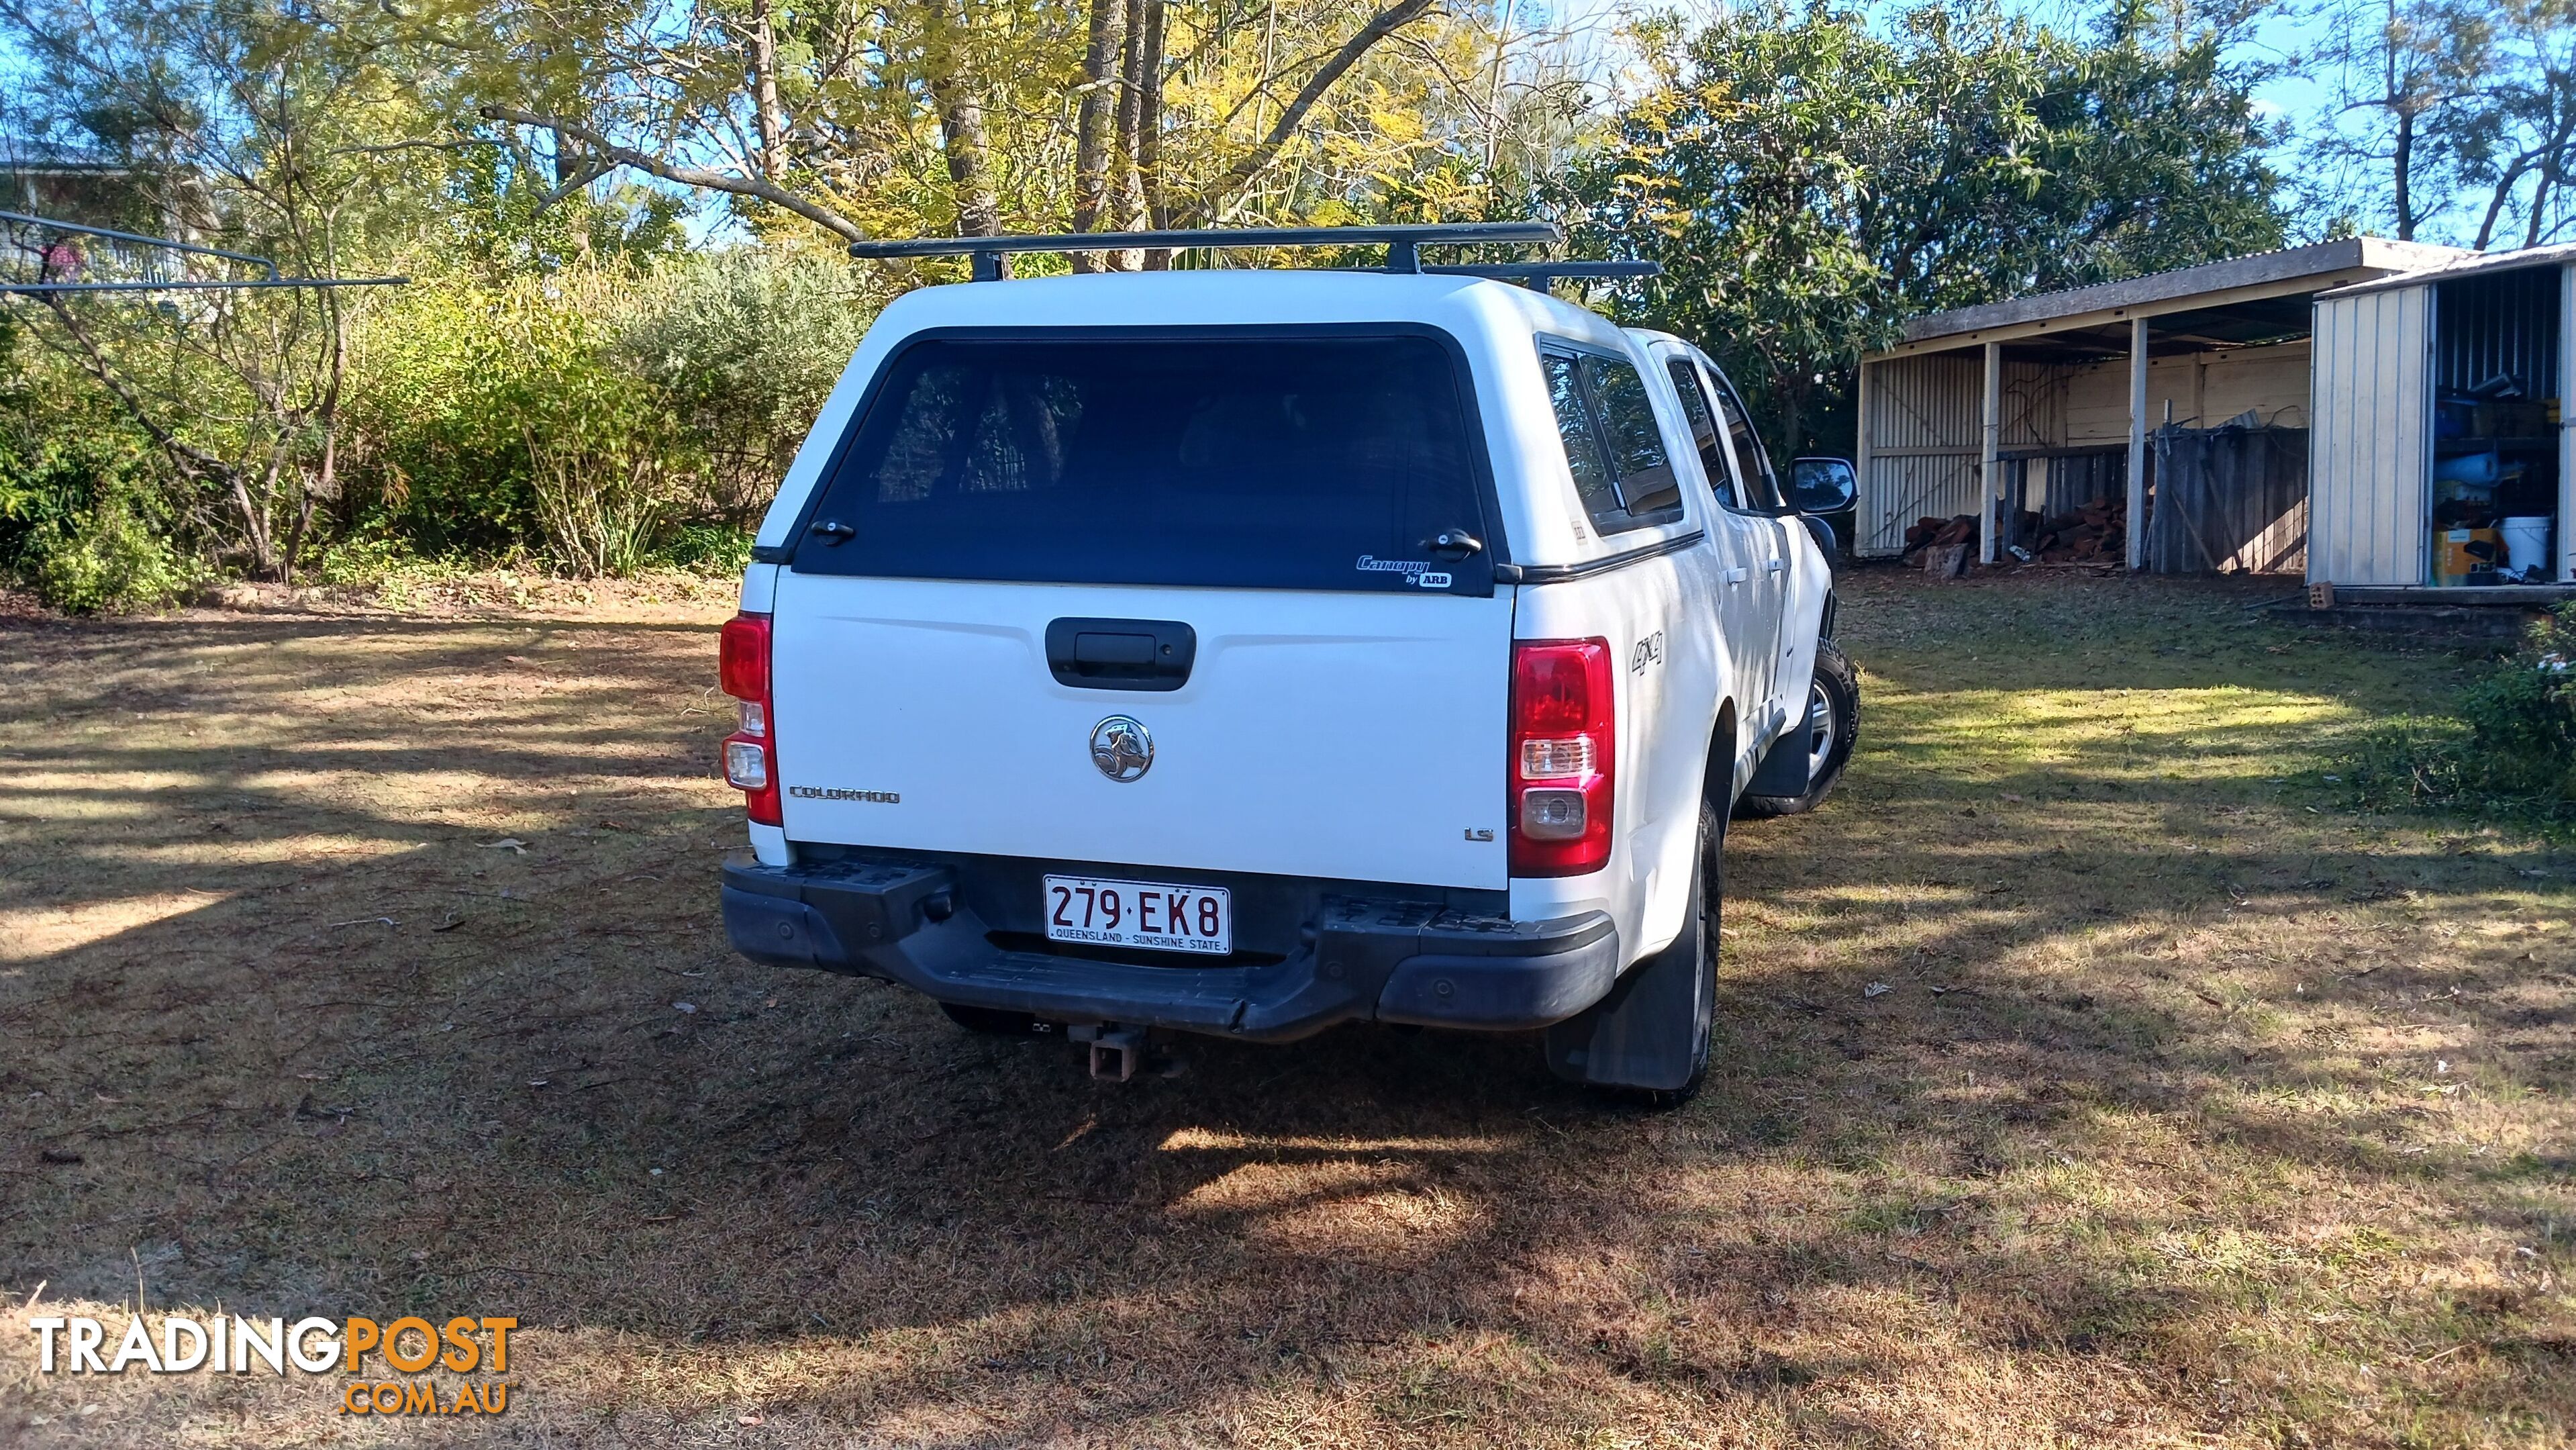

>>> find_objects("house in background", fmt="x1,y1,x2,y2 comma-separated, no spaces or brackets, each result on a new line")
1855,238,2576,597
2,136,135,220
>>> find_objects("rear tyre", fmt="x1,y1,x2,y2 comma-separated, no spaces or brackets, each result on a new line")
1736,638,1859,818
940,1002,1042,1036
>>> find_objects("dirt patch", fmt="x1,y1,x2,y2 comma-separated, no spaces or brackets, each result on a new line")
1,571,2569,1447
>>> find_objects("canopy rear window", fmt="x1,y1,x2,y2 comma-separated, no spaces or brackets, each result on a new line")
795,330,1496,595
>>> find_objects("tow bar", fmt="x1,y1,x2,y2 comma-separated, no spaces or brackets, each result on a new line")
1070,1022,1147,1082
1067,1022,1185,1082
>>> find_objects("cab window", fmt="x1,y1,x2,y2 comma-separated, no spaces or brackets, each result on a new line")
1540,351,1622,524
1590,359,1682,515
1663,360,1741,510
1705,365,1783,510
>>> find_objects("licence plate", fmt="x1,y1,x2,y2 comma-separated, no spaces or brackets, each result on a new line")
1042,875,1232,957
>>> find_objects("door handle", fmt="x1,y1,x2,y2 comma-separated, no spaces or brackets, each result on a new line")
1044,617,1197,691
1426,527,1484,562
1766,557,1785,573
1724,567,1748,585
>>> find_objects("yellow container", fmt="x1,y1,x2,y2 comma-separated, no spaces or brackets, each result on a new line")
2434,528,2504,585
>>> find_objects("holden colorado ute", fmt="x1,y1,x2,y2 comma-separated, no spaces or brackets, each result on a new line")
714,224,1859,1102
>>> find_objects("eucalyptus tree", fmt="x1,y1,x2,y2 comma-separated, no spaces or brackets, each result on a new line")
2295,0,2576,247
462,0,1589,259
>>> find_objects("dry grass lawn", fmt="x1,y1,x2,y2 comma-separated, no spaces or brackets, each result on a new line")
1,569,2570,1447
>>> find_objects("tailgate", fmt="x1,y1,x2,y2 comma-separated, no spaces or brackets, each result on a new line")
769,578,1513,889
760,325,1516,891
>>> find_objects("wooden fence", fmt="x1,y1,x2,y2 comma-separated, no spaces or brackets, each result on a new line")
2145,424,2310,575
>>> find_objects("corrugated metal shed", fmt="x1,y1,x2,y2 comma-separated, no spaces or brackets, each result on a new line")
2310,254,2576,587
2308,285,2431,586
1856,354,1979,553
1880,238,2465,356
1863,238,2576,589
1857,240,2461,567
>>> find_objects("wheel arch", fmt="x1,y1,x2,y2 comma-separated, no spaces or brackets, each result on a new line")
1701,697,1740,812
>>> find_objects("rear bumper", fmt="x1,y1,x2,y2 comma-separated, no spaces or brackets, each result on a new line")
720,853,1619,1041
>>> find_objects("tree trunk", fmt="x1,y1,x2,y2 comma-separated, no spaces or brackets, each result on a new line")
1109,0,1148,269
1186,0,1436,223
749,0,787,181
1137,0,1169,267
1071,0,1126,270
2525,107,2576,248
922,0,1000,238
2393,106,2417,240
934,79,1001,238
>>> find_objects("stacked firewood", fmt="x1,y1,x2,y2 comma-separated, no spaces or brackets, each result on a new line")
1899,515,1977,563
2027,499,2126,563
1896,501,2128,572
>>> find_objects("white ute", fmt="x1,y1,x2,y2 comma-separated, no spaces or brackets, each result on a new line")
717,224,1859,1100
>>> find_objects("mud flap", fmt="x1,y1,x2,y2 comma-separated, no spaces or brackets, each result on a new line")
1746,724,1811,797
1542,871,1706,1093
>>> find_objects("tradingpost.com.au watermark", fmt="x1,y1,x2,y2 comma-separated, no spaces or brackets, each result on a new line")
27,1312,519,1416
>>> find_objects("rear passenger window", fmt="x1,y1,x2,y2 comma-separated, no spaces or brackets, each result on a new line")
1664,360,1739,509
1538,344,1686,534
1707,369,1782,510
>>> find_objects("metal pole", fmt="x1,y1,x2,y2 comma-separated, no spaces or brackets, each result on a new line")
2127,316,2150,571
1979,342,2001,565
0,208,280,280
2562,264,2575,581
1854,358,1875,554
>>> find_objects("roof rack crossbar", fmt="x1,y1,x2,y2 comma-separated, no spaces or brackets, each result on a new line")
1422,260,1661,289
848,221,1562,279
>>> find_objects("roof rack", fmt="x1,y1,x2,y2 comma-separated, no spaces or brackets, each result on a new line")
847,221,1562,281
1423,260,1662,289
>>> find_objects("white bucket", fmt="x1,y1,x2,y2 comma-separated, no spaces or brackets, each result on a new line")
2500,516,2553,578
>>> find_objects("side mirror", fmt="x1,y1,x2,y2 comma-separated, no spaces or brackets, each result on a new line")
1789,456,1856,514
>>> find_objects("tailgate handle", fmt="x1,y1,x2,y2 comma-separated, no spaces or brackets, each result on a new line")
1045,618,1196,692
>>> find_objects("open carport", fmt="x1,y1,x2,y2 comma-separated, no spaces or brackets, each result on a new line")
1856,238,2466,576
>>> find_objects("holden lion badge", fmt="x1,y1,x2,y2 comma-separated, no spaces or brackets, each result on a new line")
1089,715,1153,782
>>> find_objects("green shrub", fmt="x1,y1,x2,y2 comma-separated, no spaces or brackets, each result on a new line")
2346,605,2576,828
342,254,872,575
22,488,189,613
9,250,878,595
0,383,186,612
617,253,877,524
653,523,755,573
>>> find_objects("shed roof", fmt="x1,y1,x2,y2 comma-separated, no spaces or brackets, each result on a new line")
2316,241,2576,298
1873,237,2465,360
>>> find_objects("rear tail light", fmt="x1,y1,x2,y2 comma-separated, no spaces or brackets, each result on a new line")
1509,638,1614,876
719,612,781,826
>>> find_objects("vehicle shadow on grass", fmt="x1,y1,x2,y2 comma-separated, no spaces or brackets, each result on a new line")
3,589,2570,1445
9,836,2567,1445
